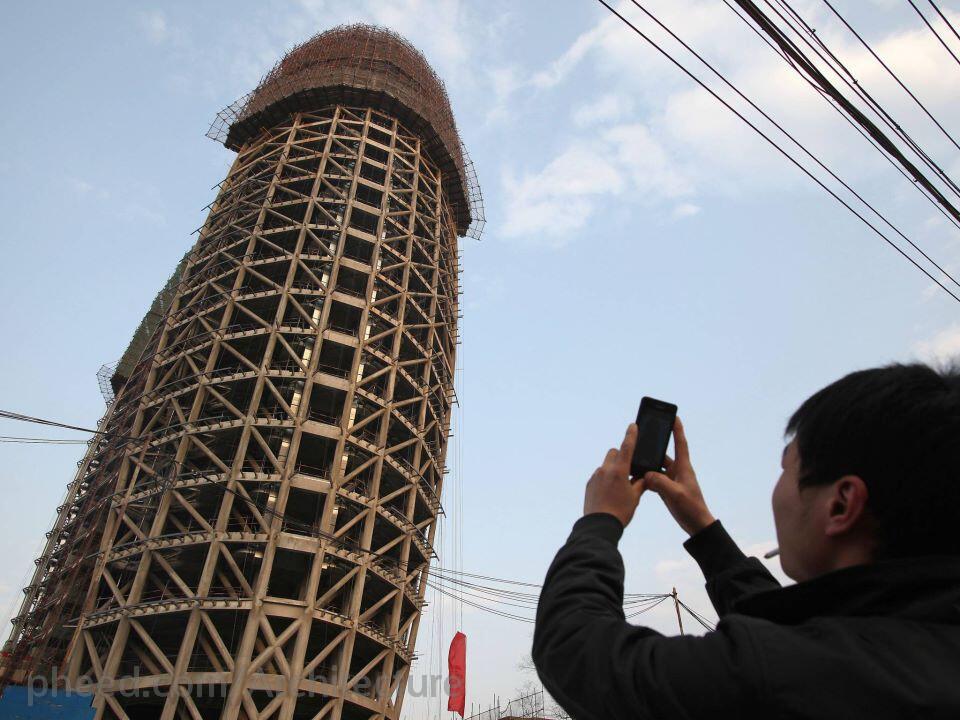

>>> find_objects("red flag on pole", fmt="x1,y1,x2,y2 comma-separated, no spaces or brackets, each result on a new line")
447,631,467,717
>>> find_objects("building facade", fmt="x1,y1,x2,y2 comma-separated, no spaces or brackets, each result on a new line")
1,24,480,720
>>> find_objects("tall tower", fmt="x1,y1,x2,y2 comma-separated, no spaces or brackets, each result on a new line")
1,24,481,720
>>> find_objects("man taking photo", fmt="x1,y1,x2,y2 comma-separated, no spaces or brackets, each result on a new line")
533,362,960,718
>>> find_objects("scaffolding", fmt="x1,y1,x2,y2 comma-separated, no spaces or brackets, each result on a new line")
208,24,485,241
96,362,118,404
2,24,477,720
465,689,550,720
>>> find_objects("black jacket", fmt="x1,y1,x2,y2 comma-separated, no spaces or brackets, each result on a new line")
533,514,960,719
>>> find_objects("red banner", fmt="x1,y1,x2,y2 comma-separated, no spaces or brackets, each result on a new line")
447,631,467,716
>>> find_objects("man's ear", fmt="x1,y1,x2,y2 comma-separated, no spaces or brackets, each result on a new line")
824,475,870,537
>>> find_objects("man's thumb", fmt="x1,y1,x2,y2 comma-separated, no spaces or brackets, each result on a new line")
642,472,681,499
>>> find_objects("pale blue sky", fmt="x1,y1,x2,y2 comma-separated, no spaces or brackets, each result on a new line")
1,1,959,717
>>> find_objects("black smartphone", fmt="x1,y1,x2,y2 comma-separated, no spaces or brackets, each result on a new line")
630,397,678,479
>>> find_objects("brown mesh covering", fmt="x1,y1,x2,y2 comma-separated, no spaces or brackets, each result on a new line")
211,23,480,236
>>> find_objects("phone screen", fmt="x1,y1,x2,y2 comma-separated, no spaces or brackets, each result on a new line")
631,397,678,479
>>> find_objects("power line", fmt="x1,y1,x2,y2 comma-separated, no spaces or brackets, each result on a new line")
0,410,122,439
0,436,90,445
722,0,960,233
431,566,543,588
426,577,672,624
745,0,960,216
626,595,670,619
678,599,716,631
1,409,430,581
428,578,535,624
624,0,960,294
820,0,960,154
0,408,719,631
594,0,960,304
766,0,960,205
430,566,667,605
907,0,960,69
925,0,960,47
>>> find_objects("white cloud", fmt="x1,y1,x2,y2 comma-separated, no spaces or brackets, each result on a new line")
672,202,701,219
293,0,474,85
531,17,614,89
69,177,110,201
363,0,470,71
573,93,633,127
654,556,696,576
605,123,693,196
501,144,619,244
527,0,960,199
485,65,526,124
501,122,694,244
914,324,960,364
138,9,168,45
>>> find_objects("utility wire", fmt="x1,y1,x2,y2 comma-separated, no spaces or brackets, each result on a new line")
740,0,960,217
428,579,535,624
1,410,434,579
766,0,960,202
427,578,671,624
625,595,671,619
430,565,668,600
2,408,719,630
624,0,960,293
594,0,960,304
722,0,960,232
0,436,90,445
821,0,960,154
430,567,667,606
0,410,131,440
723,0,795,65
926,0,960,46
678,599,717,631
430,567,543,589
907,0,960,69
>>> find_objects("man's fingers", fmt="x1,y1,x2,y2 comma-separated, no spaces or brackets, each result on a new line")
663,454,674,471
642,471,681,499
603,448,619,467
673,416,690,463
619,423,638,463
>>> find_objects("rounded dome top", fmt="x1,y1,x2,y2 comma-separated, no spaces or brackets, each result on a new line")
218,24,478,236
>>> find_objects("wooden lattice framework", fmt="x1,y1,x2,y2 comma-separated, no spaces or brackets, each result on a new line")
68,103,460,719
1,24,479,718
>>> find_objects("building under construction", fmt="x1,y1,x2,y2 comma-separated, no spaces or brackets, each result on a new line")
1,24,481,720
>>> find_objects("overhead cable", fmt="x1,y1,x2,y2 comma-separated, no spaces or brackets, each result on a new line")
0,436,90,445
765,0,960,203
1,408,717,631
625,0,960,294
907,0,960,69
594,0,960,304
820,0,960,154
925,0,960,47
722,0,960,231
730,0,960,223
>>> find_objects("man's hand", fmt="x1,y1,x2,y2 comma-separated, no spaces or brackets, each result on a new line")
583,424,645,528
641,417,715,536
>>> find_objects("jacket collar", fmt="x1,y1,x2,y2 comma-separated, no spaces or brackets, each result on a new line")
734,555,960,625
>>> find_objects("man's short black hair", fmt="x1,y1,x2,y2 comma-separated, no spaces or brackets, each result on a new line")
786,362,960,560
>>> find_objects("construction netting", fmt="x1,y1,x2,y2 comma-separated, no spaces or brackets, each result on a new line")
207,24,484,240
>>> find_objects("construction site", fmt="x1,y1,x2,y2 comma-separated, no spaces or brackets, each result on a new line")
0,24,484,720
2,2,959,720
